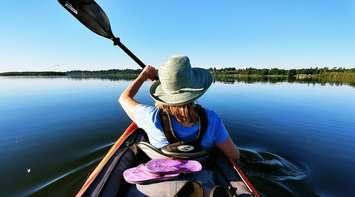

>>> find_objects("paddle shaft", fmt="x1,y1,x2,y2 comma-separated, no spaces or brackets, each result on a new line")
112,38,146,69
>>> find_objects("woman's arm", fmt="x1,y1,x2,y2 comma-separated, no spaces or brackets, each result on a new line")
118,65,157,122
216,137,240,163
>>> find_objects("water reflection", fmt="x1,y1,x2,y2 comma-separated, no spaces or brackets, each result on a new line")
66,75,355,88
4,75,352,88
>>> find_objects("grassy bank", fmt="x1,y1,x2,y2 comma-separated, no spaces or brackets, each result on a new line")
295,72,355,85
211,67,355,86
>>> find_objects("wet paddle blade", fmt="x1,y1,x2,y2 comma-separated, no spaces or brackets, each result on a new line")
58,0,114,39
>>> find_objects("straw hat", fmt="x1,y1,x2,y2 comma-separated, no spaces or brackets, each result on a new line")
150,55,213,105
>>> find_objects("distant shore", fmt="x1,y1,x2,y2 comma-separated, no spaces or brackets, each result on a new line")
0,69,140,80
1,67,355,85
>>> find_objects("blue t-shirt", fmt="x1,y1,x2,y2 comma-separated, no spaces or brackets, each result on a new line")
133,104,230,149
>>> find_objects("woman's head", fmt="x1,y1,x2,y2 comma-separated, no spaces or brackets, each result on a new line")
150,55,213,106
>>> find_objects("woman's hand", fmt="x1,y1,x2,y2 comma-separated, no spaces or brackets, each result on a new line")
139,65,158,81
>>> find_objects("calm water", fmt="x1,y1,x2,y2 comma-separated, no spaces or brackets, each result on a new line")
0,77,354,197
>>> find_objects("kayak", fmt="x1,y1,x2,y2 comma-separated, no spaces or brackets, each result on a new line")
75,123,259,197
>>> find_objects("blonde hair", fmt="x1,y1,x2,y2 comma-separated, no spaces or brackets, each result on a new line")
156,102,198,126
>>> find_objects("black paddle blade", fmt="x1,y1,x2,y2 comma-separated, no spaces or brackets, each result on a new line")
58,0,114,39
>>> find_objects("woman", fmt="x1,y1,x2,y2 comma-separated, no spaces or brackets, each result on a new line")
119,55,251,196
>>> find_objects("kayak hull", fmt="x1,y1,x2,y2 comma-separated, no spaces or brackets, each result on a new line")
77,123,139,196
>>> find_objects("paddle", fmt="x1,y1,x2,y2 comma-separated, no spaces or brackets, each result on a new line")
58,0,146,69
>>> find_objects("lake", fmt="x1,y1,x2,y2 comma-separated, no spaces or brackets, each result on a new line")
0,77,354,197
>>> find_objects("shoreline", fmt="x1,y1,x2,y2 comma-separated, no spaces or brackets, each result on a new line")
1,68,354,86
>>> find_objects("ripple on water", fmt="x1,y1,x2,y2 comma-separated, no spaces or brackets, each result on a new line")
239,148,318,197
23,142,115,196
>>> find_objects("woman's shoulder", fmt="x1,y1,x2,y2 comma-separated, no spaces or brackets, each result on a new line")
133,104,160,127
199,106,229,145
134,104,157,113
200,106,222,123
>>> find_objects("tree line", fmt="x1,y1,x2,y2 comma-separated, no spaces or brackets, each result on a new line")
2,67,354,77
0,69,141,79
209,67,355,76
66,69,140,79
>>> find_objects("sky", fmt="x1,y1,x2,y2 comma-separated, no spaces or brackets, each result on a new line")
0,0,354,72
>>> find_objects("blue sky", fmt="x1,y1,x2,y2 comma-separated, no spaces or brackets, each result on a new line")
0,0,354,72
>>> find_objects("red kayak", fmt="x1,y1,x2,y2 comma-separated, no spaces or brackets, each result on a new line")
76,123,260,197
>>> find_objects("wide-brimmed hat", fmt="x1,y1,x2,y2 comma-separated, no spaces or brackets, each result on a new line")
150,55,213,106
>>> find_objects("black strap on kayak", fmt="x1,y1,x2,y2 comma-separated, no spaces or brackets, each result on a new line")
159,104,208,145
159,111,179,143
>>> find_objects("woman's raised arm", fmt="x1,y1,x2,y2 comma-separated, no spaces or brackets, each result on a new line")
119,65,157,122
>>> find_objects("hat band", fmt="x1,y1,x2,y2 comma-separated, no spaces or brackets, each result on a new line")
163,87,204,94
